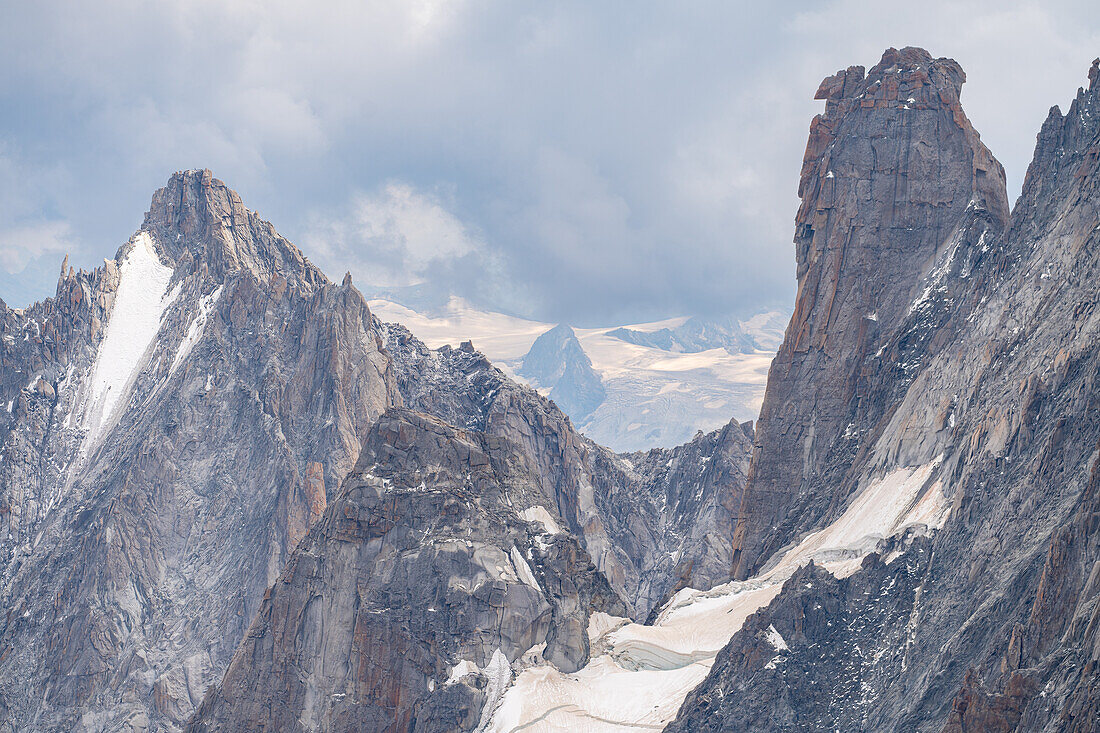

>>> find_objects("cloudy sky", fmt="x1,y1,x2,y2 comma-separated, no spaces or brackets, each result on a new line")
2,1,1098,324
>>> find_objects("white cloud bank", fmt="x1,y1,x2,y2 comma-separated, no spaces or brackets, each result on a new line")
305,183,484,288
1,0,1098,318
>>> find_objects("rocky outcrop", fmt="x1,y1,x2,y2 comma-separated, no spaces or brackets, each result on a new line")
144,168,326,288
674,53,1100,732
731,47,1010,580
187,409,626,732
0,255,121,551
669,537,934,732
0,171,399,731
619,418,754,616
381,320,753,620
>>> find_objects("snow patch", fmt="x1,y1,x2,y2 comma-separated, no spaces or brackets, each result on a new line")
765,456,946,580
170,285,224,375
519,506,562,535
476,649,512,732
510,546,541,589
80,231,177,448
490,655,704,731
587,611,630,642
765,624,788,651
446,660,480,685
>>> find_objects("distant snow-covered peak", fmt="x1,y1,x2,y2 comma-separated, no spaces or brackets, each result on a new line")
368,297,788,452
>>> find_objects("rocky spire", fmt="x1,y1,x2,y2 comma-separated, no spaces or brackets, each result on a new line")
676,54,1100,732
142,169,326,290
1009,57,1100,239
730,48,1010,579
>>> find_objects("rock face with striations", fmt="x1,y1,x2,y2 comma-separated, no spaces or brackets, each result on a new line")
730,47,1010,580
673,52,1100,732
0,170,399,731
187,408,627,732
185,323,753,731
619,418,754,615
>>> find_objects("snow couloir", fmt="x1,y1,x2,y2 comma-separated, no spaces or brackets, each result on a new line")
79,231,178,451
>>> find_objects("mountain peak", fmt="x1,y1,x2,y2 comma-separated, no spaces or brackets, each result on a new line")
1014,56,1100,231
733,48,1010,579
803,47,1008,236
144,169,234,244
814,47,964,105
518,323,605,422
141,169,323,289
869,46,962,89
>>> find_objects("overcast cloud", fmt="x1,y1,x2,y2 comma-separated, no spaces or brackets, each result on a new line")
1,1,1098,323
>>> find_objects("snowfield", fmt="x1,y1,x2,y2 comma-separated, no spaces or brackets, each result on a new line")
368,297,781,451
487,457,949,732
80,231,177,450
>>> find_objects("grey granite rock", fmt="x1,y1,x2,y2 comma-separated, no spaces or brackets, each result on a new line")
0,171,398,731
187,408,627,732
669,536,935,732
674,52,1100,733
731,46,1010,580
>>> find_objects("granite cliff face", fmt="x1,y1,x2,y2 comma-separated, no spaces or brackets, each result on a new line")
731,46,1010,580
673,52,1100,732
187,408,627,732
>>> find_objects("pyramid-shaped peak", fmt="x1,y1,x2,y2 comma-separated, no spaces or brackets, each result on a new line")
141,169,324,289
520,323,589,382
144,169,249,249
543,323,577,339
149,169,215,212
